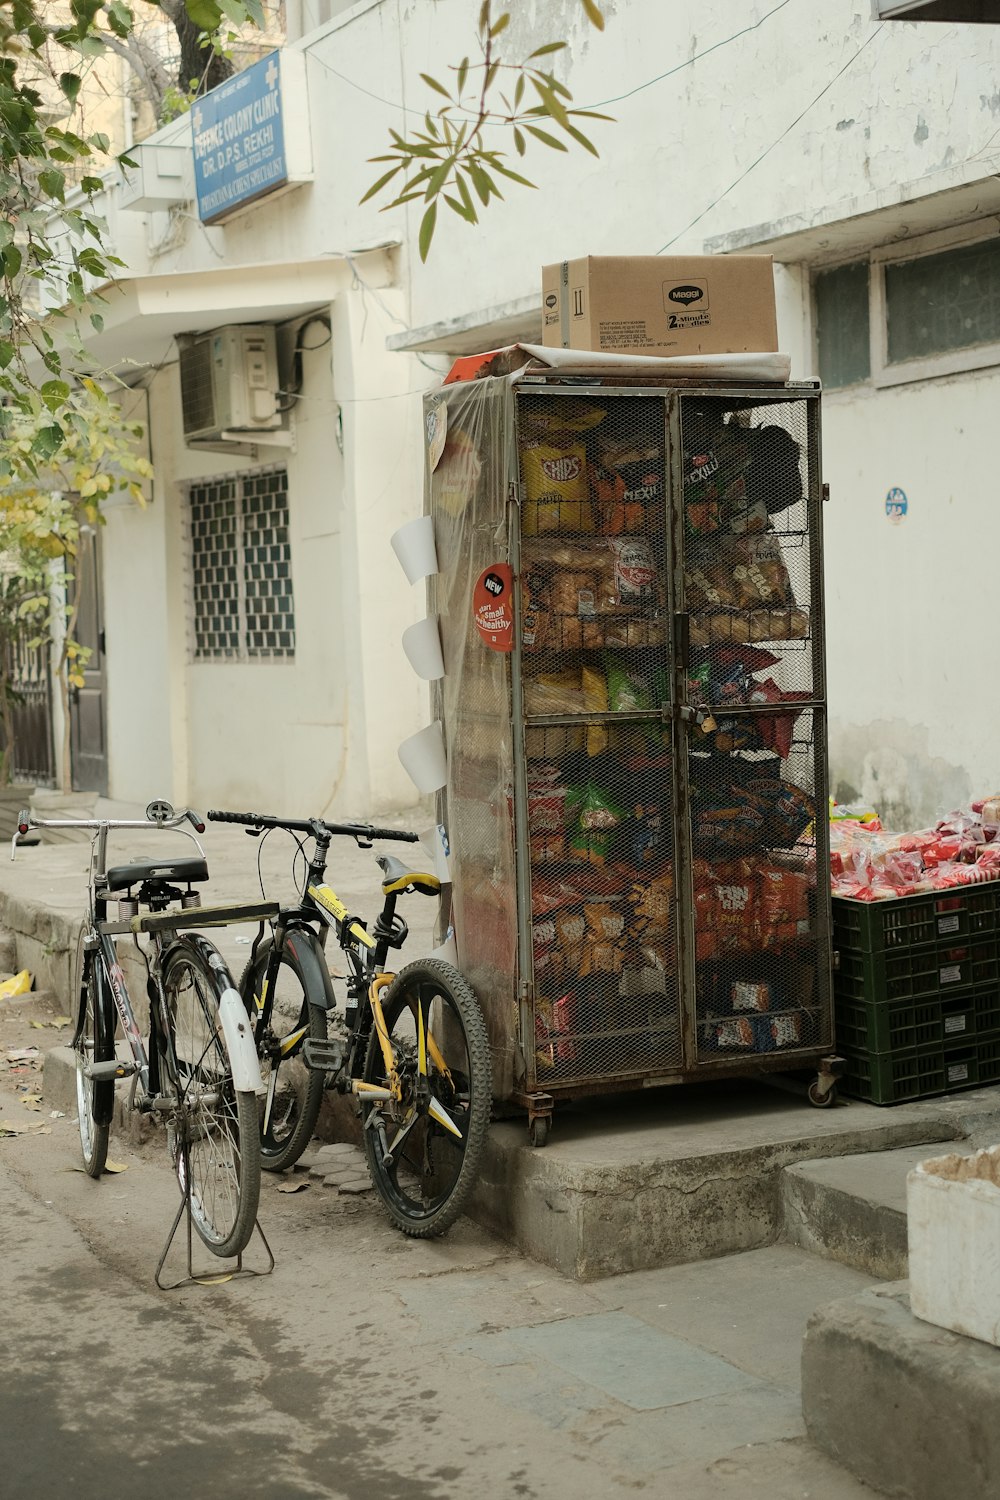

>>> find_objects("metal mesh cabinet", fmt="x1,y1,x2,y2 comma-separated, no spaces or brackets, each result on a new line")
426,366,834,1138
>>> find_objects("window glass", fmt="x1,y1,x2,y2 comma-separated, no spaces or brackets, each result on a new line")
815,260,870,389
885,236,1000,363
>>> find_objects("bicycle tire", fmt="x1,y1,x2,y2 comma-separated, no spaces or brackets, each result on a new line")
361,958,491,1238
72,925,112,1179
239,935,328,1173
161,936,261,1258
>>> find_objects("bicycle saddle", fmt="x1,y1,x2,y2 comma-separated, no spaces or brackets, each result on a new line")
105,855,210,892
377,855,441,898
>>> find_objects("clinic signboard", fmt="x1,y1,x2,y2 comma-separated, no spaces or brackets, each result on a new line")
192,52,298,224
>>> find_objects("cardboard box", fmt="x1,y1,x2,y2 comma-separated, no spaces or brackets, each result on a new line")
541,255,777,358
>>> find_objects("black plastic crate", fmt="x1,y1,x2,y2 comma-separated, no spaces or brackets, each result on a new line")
841,1036,984,1105
833,886,1000,955
835,938,991,1004
835,986,1000,1054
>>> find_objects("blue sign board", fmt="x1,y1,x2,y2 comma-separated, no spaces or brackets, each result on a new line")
192,52,288,224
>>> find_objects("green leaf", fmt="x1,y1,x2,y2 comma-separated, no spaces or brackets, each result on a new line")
359,164,403,205
0,221,12,251
455,173,477,223
243,0,265,22
489,160,535,189
527,41,567,59
59,72,82,105
514,73,525,109
0,342,13,371
40,380,70,412
90,313,104,333
31,425,64,460
489,11,510,37
581,0,605,28
424,161,452,200
444,194,477,224
467,161,495,205
107,2,134,38
478,1,490,31
418,201,438,262
522,124,568,152
420,73,452,102
1,245,22,279
90,133,111,153
513,126,526,156
457,57,469,95
562,120,600,157
38,169,66,202
183,0,222,30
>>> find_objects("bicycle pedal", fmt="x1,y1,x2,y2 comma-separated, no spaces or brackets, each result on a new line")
84,1060,138,1081
302,1037,345,1073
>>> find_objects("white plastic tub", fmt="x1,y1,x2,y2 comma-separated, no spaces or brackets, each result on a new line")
907,1144,1000,1347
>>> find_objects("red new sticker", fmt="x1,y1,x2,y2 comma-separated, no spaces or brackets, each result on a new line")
474,564,514,652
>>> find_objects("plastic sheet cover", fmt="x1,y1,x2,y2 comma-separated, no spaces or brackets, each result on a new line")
425,377,519,1098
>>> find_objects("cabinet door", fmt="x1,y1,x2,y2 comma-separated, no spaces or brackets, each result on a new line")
514,389,684,1089
673,391,831,1066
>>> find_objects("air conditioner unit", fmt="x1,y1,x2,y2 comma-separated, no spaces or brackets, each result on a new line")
178,324,281,443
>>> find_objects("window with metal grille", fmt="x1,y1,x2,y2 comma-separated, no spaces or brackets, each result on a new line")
187,467,295,660
814,222,1000,390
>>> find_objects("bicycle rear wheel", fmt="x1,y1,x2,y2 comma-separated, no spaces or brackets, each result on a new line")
72,925,112,1179
161,937,261,1258
239,935,328,1172
361,959,491,1238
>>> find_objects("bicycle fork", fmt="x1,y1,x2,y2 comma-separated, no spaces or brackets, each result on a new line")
353,975,463,1148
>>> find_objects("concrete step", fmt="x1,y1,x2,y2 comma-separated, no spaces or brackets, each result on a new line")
783,1143,974,1281
803,1282,1000,1500
469,1082,977,1280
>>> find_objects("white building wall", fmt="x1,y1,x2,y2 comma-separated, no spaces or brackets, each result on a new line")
96,0,1000,823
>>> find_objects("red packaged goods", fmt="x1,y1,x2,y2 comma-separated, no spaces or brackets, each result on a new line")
715,1017,756,1049
592,437,661,536
759,866,811,950
732,980,771,1013
694,860,758,959
768,1013,803,1048
535,994,577,1068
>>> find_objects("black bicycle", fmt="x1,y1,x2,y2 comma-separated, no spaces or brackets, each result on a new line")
11,800,267,1266
207,809,491,1238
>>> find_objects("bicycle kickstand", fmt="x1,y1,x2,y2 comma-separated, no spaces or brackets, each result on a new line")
154,1141,275,1291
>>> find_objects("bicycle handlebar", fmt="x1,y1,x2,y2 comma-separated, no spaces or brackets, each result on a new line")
11,806,207,860
206,809,420,844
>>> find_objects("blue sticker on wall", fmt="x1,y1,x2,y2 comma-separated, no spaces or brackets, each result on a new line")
885,487,908,523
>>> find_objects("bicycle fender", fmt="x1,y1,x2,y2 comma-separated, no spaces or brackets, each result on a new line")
218,987,267,1095
285,929,338,1012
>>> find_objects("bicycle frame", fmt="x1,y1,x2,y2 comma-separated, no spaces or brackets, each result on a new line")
235,815,457,1125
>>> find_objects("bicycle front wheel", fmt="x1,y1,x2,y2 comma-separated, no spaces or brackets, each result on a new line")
72,925,112,1179
361,959,491,1238
161,937,261,1258
239,936,328,1173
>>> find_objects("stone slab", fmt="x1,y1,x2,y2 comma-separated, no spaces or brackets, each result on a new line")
784,1142,973,1280
803,1283,1000,1500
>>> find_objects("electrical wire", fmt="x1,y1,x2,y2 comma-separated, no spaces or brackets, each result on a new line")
305,0,797,127
583,0,795,110
656,23,885,254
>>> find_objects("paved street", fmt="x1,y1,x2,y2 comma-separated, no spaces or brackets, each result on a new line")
0,984,880,1500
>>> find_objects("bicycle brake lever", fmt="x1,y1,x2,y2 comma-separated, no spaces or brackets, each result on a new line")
244,827,263,838
355,837,373,850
